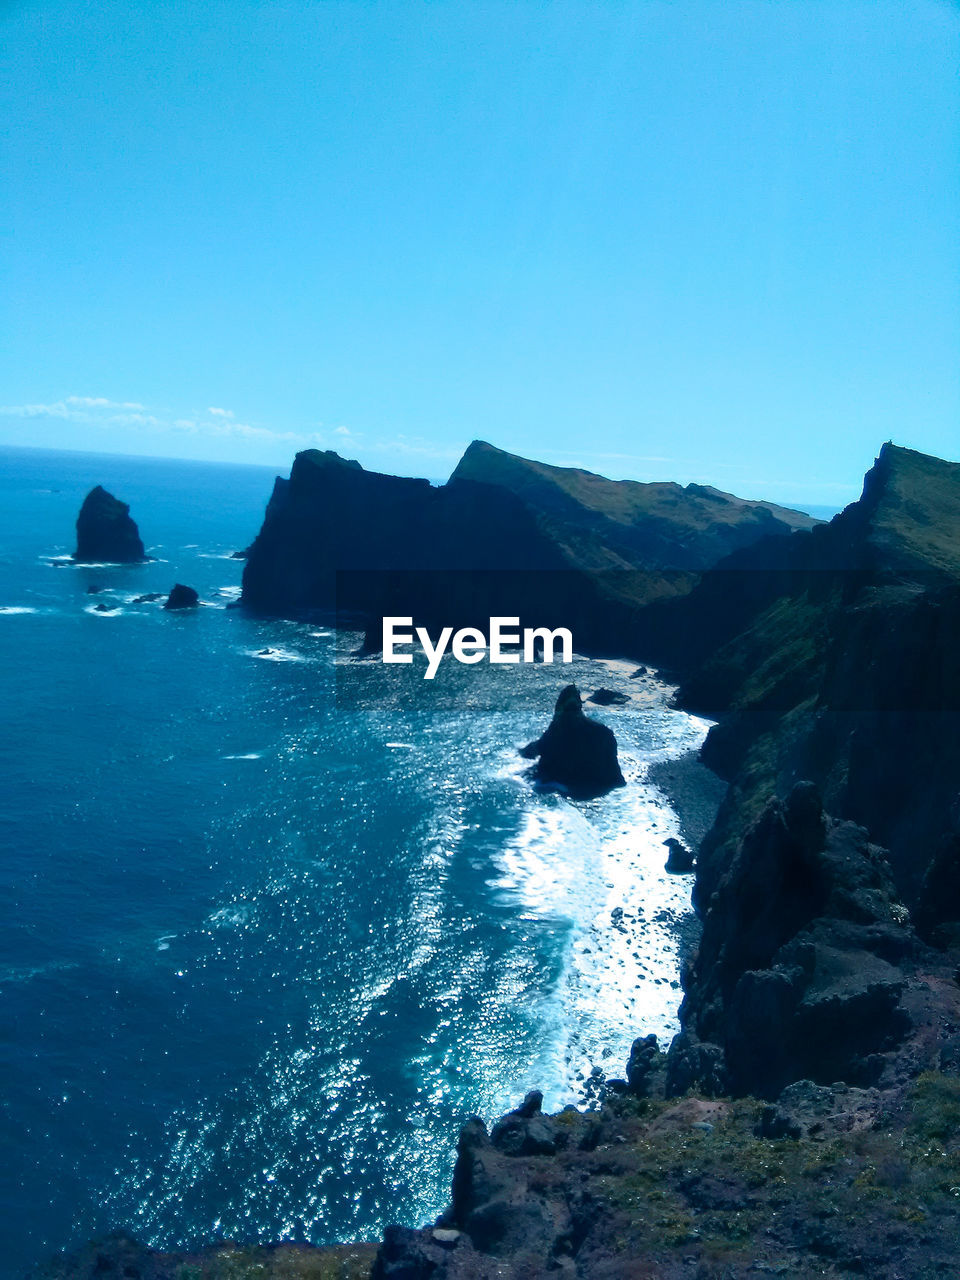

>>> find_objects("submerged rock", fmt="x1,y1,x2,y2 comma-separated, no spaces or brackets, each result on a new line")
588,687,629,706
74,486,147,563
520,685,626,799
163,584,199,610
132,592,164,604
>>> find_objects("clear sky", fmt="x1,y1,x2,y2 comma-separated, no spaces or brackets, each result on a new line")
1,0,958,504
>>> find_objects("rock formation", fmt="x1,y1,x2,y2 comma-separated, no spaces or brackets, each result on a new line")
520,685,625,798
640,443,960,927
239,445,817,652
74,486,147,563
587,687,628,706
163,584,199,610
667,783,922,1100
663,836,694,873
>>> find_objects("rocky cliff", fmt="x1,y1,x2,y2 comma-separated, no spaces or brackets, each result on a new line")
644,444,960,928
452,440,819,569
239,443,818,649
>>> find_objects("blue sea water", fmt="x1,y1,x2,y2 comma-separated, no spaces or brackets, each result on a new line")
0,446,711,1278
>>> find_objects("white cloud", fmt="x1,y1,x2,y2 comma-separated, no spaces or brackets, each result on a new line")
66,396,144,410
0,393,460,470
0,400,73,418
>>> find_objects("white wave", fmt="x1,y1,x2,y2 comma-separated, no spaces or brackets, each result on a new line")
0,605,38,614
247,647,305,662
222,752,263,760
207,903,252,929
486,668,711,1110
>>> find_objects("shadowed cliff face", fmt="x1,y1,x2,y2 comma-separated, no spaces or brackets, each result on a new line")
240,449,638,650
240,444,818,651
670,783,920,1101
640,444,960,923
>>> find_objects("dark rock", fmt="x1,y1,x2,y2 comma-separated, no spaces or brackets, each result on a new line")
74,486,146,563
93,601,117,613
520,685,626,799
625,1033,665,1097
664,1031,729,1098
371,1224,446,1280
85,584,104,594
758,1079,883,1141
664,836,695,873
630,665,648,678
132,593,164,604
917,813,960,945
669,783,920,1099
490,1090,558,1157
163,584,200,610
587,688,629,706
448,1106,571,1260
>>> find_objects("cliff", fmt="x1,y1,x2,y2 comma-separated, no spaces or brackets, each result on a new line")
452,440,819,569
643,444,960,925
239,444,818,649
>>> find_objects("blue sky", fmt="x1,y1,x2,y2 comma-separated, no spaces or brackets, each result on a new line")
1,0,957,504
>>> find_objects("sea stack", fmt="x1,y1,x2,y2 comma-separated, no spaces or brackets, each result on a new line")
520,684,626,798
163,584,200,610
74,486,147,563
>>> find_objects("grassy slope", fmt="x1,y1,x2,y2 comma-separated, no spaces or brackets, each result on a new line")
451,441,819,539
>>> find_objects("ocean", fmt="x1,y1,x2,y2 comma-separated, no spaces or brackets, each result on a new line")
0,446,712,1277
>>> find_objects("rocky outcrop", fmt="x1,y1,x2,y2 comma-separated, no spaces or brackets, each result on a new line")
367,1060,960,1280
663,837,695,873
633,443,960,929
667,783,923,1099
163,584,199,610
74,486,147,563
587,688,628,706
520,685,625,798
